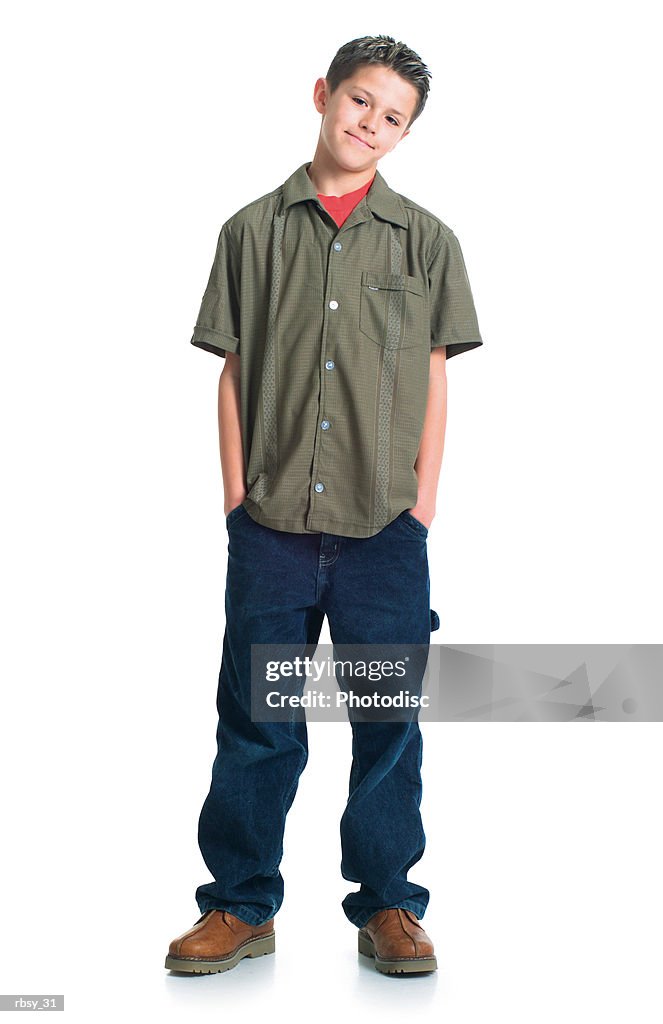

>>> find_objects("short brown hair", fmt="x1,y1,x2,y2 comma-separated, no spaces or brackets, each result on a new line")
325,35,432,130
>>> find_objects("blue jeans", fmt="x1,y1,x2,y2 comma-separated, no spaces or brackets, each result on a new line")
195,503,438,929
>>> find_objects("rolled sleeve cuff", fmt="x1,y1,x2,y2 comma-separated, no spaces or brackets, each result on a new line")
431,338,483,360
190,324,240,357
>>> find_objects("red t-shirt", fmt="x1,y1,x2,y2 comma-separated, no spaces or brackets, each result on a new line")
317,174,375,228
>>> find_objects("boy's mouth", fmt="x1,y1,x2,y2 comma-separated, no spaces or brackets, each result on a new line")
346,131,374,150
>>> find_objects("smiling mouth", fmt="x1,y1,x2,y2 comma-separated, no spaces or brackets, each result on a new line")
346,131,374,149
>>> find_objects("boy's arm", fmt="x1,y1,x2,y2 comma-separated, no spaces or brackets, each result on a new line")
412,223,483,530
218,353,247,516
410,347,447,529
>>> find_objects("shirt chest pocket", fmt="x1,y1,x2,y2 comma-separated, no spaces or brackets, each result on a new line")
359,271,427,350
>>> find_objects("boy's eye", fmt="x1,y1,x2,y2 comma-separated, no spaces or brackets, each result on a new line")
352,97,399,127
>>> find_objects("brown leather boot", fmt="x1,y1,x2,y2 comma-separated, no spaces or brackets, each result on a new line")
165,909,275,974
358,908,437,974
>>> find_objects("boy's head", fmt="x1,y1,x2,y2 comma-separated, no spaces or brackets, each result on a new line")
312,35,431,173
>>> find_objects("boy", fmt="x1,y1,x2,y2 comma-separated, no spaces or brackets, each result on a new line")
166,35,483,977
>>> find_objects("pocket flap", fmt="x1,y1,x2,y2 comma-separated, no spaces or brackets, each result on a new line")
362,271,425,297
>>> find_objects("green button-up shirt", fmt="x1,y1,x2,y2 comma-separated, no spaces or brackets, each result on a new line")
191,161,483,538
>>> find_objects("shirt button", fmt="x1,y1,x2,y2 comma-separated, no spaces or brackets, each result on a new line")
329,300,339,310
315,482,325,493
320,420,330,430
325,360,335,370
333,242,342,252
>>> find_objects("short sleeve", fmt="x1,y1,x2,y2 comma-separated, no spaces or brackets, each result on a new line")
190,222,241,358
428,228,483,360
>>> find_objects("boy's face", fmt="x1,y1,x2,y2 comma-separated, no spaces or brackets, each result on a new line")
312,64,419,172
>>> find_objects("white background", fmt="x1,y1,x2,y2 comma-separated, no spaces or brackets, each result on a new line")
1,0,662,1021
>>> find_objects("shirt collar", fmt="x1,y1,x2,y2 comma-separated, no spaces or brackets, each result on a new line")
282,161,408,230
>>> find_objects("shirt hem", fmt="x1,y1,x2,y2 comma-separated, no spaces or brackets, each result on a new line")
243,500,407,539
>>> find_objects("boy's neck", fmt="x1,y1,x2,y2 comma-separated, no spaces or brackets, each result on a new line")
306,156,377,198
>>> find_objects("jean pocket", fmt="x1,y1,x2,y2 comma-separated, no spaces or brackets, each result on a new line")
399,509,429,538
225,502,248,528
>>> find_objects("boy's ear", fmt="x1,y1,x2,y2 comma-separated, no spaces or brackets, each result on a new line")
313,77,329,116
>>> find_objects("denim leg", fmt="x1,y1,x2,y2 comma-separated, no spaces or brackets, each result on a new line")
323,512,432,928
340,719,428,927
196,508,323,925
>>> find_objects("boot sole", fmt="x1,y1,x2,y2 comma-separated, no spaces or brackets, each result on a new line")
165,931,275,974
358,930,437,974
